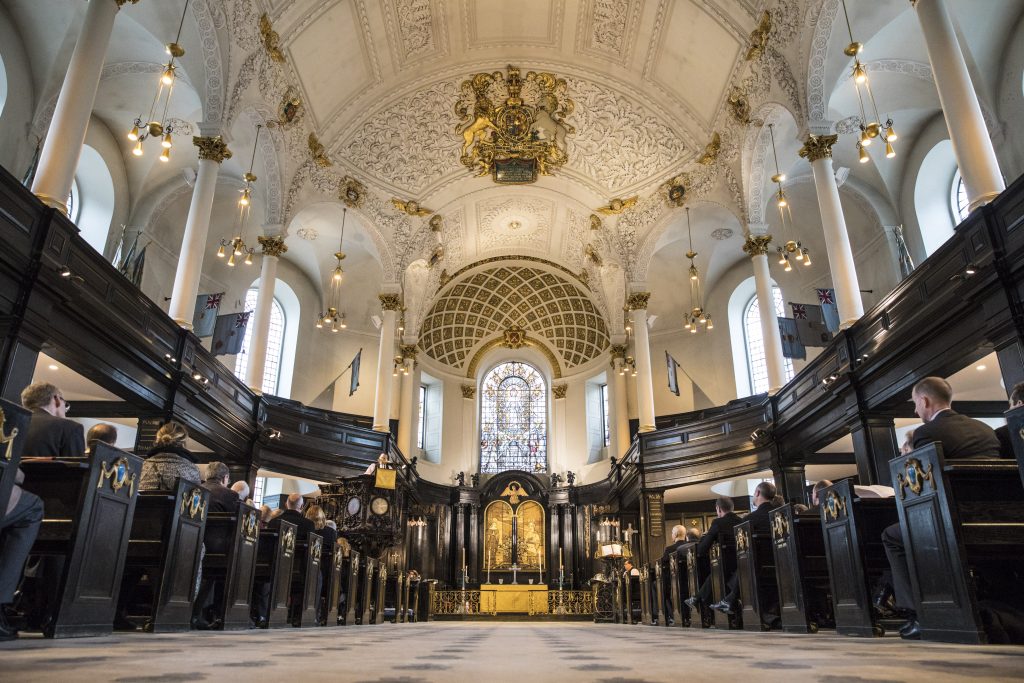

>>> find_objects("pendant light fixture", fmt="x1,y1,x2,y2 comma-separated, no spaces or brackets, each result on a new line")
767,124,812,272
317,207,349,331
216,124,261,266
682,207,713,332
127,0,190,161
841,0,897,162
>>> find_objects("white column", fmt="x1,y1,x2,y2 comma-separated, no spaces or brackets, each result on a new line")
245,235,287,393
397,346,417,456
800,135,864,328
167,135,232,328
372,295,400,432
628,293,656,433
461,384,476,475
552,384,568,475
610,345,631,457
912,0,1004,211
32,0,135,213
744,235,788,391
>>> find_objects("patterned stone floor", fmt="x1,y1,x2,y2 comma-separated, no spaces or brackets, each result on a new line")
2,622,1023,682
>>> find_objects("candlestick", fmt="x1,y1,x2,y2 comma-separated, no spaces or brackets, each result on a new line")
538,548,543,582
559,546,563,570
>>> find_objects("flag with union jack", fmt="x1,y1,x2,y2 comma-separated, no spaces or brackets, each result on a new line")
791,303,807,320
192,292,225,338
817,288,840,332
211,310,251,356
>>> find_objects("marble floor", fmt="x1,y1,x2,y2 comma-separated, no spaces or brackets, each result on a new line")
2,622,1023,682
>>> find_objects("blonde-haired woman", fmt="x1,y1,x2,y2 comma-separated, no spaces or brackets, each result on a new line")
305,504,338,624
139,420,201,491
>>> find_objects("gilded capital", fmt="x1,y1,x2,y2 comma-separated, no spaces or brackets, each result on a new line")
379,293,402,311
552,384,568,399
461,384,476,399
742,234,772,257
257,235,288,257
193,136,232,163
400,344,418,362
798,134,839,163
626,292,651,311
609,344,627,361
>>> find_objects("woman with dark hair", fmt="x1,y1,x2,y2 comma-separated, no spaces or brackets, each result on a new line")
139,421,201,491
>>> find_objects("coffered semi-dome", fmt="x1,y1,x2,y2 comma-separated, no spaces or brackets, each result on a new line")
418,259,609,377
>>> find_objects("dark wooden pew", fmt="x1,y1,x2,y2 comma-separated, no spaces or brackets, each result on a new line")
324,544,344,626
735,519,779,631
710,540,741,629
252,521,297,628
0,398,29,525
653,560,668,626
682,542,713,629
1005,403,1024,490
289,531,324,627
818,479,900,637
668,552,685,628
359,556,376,625
639,566,653,624
371,560,387,624
889,443,1024,644
200,502,260,630
771,504,834,633
20,443,142,637
120,478,208,632
343,550,361,625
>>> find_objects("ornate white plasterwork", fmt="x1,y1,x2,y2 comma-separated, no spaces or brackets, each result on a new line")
575,0,642,67
145,175,245,235
382,0,449,67
192,0,226,124
560,209,589,271
441,207,465,270
743,105,787,227
476,196,554,254
806,0,841,124
838,59,933,87
461,0,565,50
242,107,284,225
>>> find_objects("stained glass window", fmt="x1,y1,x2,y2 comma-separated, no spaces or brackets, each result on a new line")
479,361,547,473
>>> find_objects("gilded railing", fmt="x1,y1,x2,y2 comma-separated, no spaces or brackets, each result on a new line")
429,590,498,616
546,589,595,615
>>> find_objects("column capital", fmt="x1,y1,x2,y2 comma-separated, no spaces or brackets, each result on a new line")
552,384,568,399
609,344,627,361
400,344,417,362
461,384,476,399
742,234,773,256
115,0,141,6
379,293,402,311
626,292,650,311
193,135,232,163
798,134,839,162
257,234,288,257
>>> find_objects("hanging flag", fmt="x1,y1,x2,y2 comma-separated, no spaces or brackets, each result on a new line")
118,232,140,277
817,288,840,333
212,311,251,356
349,347,362,396
21,138,42,188
192,293,224,338
778,317,806,359
127,243,147,288
790,303,808,320
665,350,680,396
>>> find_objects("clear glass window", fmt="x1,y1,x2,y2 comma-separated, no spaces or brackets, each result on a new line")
744,287,794,394
600,383,610,447
233,287,286,395
951,171,969,223
417,385,426,450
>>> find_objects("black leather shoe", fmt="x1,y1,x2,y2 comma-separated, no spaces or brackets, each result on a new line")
0,609,18,641
899,619,921,640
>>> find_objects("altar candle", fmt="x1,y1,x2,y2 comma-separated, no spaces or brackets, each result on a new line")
462,547,466,572
559,546,563,570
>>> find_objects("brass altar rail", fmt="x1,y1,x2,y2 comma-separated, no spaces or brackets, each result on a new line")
543,589,595,615
429,589,498,616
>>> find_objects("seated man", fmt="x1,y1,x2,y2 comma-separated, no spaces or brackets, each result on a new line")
85,423,117,456
685,527,701,542
202,462,239,514
267,493,315,536
882,376,1000,640
994,382,1023,459
230,480,251,503
0,468,44,640
20,383,84,458
710,482,781,615
685,496,741,609
661,525,687,561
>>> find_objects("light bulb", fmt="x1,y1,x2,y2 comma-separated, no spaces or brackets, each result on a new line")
316,319,323,329
690,325,697,334
161,65,175,86
777,190,787,208
784,259,792,272
333,267,343,281
244,251,253,265
885,126,897,142
128,125,140,141
684,320,691,329
858,145,870,164
795,250,803,261
159,148,170,163
853,63,867,84
860,129,871,147
885,141,895,159
803,253,812,266
340,318,347,329
227,253,236,267
216,244,225,258
132,141,144,156
161,133,172,149
707,319,714,330
239,189,251,207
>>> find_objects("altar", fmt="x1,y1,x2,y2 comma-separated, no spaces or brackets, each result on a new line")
480,584,549,614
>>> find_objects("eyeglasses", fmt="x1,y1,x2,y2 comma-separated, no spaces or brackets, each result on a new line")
57,396,71,412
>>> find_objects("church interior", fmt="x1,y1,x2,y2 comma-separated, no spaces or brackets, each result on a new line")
1,0,1024,679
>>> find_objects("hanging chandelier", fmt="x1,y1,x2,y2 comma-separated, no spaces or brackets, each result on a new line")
767,124,812,272
316,207,349,331
683,207,713,332
127,0,190,162
840,0,897,163
215,124,261,266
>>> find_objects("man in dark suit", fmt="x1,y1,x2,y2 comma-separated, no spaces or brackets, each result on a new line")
709,482,780,614
684,496,741,608
267,493,315,536
883,376,1001,640
661,525,688,561
20,383,84,458
994,382,1023,459
202,461,240,514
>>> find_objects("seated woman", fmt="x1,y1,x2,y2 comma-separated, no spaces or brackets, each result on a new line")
139,421,201,491
304,504,338,624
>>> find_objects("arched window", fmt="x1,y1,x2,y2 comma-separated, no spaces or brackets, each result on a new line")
234,287,286,395
951,171,969,224
0,53,8,119
743,288,794,394
479,361,547,474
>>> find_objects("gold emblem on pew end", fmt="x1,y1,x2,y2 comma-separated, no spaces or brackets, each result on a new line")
896,457,934,499
242,509,259,543
97,457,136,497
824,489,847,522
0,408,19,462
282,527,296,556
181,487,207,520
311,535,323,564
771,512,790,543
736,528,749,553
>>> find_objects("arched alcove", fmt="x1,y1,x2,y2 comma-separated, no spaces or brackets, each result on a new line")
914,139,958,257
73,144,116,254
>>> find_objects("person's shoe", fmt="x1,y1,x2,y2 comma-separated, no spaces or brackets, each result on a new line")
112,613,136,631
899,619,921,640
0,608,18,641
872,583,894,609
684,597,699,608
710,600,736,615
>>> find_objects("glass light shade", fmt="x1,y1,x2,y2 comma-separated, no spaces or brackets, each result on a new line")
340,318,347,329
128,125,140,141
161,65,175,86
333,266,343,281
159,148,170,162
161,133,172,149
859,145,870,163
777,190,787,207
885,126,897,142
853,63,867,84
132,141,144,156
216,244,225,258
707,319,714,330
316,319,323,329
885,141,895,158
227,253,236,266
784,260,793,272
239,189,251,207
244,251,253,265
690,325,697,334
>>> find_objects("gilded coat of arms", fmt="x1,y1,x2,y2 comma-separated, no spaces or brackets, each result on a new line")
455,65,574,184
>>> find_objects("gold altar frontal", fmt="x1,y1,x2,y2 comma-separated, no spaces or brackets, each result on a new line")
481,584,549,614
